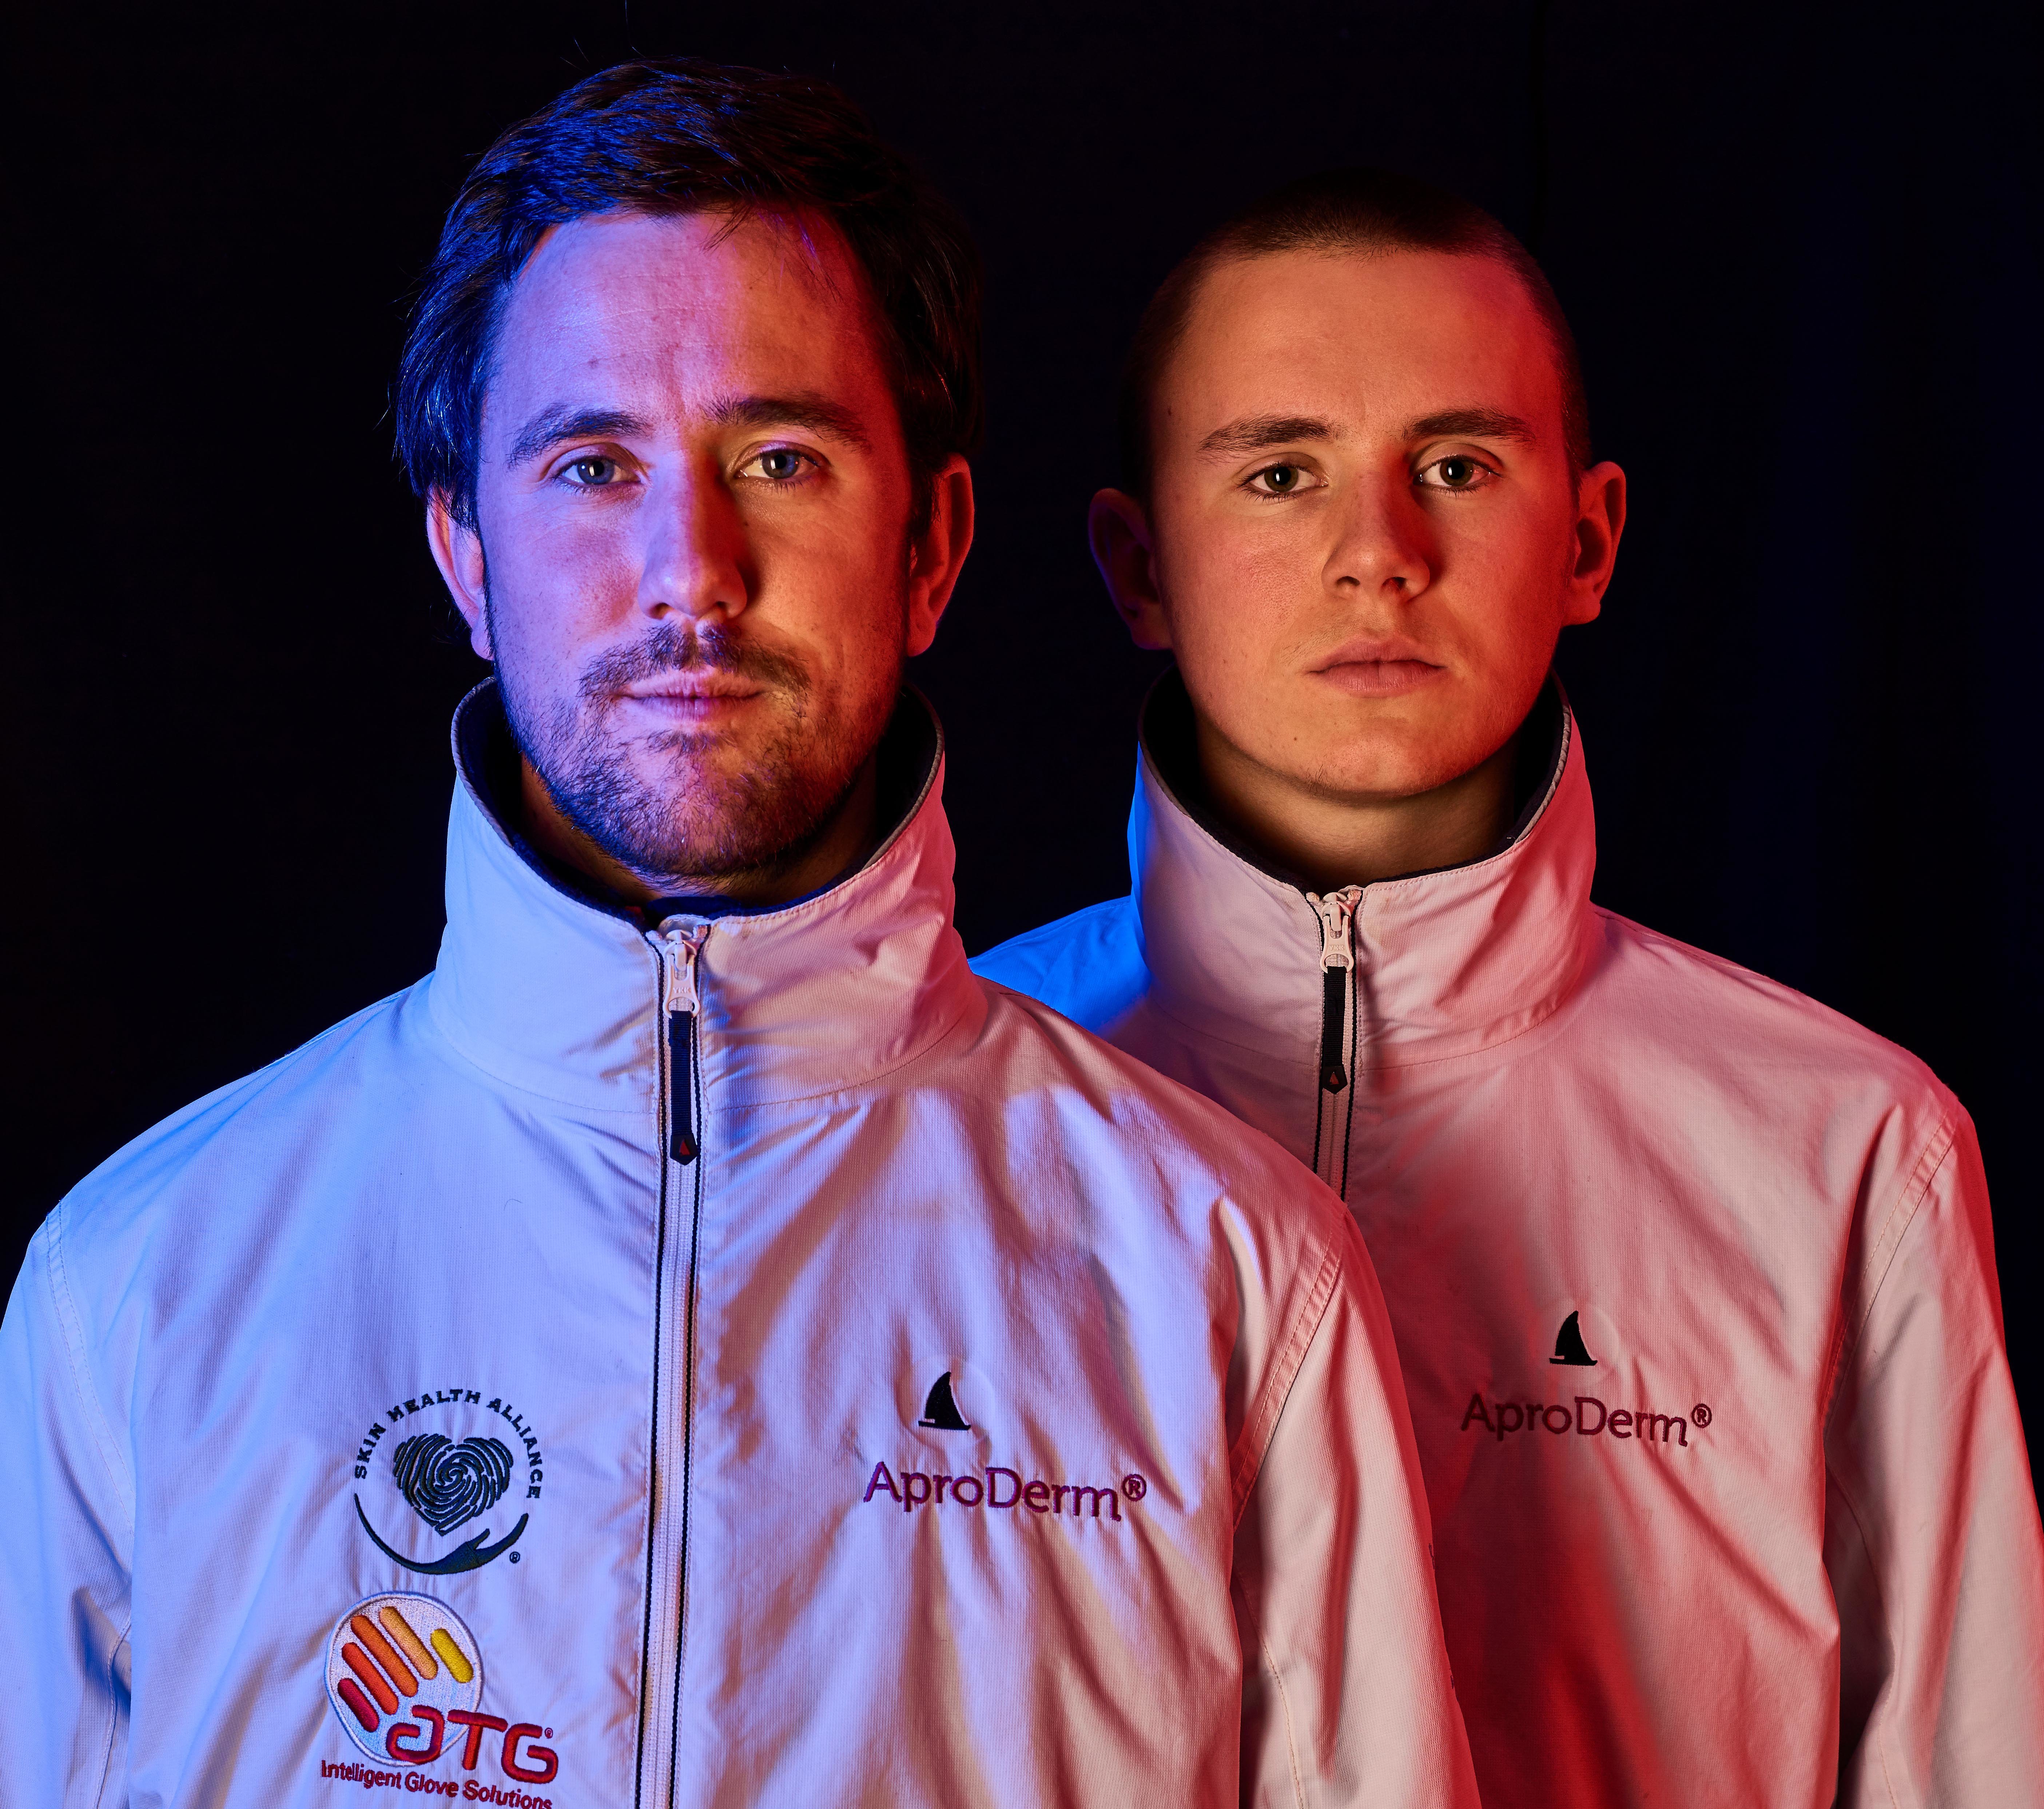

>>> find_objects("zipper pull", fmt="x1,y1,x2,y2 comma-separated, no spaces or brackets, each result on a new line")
1308,890,1358,1094
660,926,704,1165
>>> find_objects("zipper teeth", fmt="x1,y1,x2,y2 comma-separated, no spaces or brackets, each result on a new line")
1336,1016,1359,1197
640,928,707,1809
667,939,704,1809
668,1109,704,1809
633,941,674,1809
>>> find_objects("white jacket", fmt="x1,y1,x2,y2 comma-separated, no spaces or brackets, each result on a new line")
975,676,2044,1809
0,685,1479,1809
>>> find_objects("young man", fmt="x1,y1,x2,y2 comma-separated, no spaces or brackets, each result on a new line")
0,78,1479,1807
975,170,2044,1807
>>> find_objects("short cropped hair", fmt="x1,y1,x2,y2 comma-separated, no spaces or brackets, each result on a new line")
397,59,983,534
1120,168,1590,499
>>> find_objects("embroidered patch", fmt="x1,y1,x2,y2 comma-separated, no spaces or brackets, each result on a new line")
325,1592,484,1758
1454,1305,1719,1454
319,1591,561,1786
393,1433,516,1534
350,1387,545,1574
1548,1310,1599,1367
862,1460,1145,1523
916,1370,972,1431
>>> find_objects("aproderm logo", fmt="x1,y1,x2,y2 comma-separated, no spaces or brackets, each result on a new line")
1460,1393,1713,1449
863,1460,1146,1523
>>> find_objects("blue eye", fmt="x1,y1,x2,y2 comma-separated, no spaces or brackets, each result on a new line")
753,448,806,481
565,456,621,486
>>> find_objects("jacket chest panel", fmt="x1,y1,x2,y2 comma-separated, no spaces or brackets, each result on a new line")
1333,1079,1847,1766
676,1112,1240,1618
122,1103,671,1809
136,1343,651,1807
1345,1109,1836,1489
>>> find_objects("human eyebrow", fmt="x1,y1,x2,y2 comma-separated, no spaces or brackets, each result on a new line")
708,392,872,452
1404,408,1537,447
506,407,654,469
1197,415,1338,457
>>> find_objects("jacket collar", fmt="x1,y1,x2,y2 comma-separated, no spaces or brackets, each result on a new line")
1128,672,1599,1071
425,681,980,1116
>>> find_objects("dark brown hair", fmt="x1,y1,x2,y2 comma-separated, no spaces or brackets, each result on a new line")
397,59,982,535
1119,168,1589,498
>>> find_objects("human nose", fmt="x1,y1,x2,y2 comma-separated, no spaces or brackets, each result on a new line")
636,462,751,623
1326,471,1434,601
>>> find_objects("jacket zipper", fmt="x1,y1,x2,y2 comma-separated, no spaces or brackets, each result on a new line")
663,927,701,1164
638,924,705,1809
1307,888,1360,1195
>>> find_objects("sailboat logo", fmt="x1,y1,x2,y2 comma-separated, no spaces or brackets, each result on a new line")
1548,1311,1599,1367
917,1371,972,1431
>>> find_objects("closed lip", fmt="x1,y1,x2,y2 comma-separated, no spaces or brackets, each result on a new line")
1308,639,1448,699
1309,636,1444,674
613,674,768,711
622,671,764,702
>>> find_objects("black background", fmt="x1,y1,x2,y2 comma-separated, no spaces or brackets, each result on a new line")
10,3,2039,1450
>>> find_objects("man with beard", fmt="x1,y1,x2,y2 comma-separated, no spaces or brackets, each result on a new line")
974,170,2044,1806
0,64,1479,1809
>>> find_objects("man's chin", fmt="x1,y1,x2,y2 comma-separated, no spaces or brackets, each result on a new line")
1277,730,1494,805
620,740,749,789
572,754,848,885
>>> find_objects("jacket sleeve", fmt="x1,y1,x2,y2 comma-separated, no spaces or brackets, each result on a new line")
1824,1108,2044,1805
0,1215,134,1806
1232,1211,1480,1809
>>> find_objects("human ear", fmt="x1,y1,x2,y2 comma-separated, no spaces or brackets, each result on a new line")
1562,460,1627,626
426,492,494,660
1089,489,1172,651
904,456,975,657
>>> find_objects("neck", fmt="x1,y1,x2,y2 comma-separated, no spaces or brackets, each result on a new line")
1193,721,1517,893
517,755,882,909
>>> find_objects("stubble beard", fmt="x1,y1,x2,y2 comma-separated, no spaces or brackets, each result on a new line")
494,611,900,890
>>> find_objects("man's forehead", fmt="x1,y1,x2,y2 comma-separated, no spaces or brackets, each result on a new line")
484,209,885,432
1166,245,1559,436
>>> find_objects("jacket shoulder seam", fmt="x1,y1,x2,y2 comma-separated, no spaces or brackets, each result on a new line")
1595,908,1948,1072
1823,1472,1902,1805
1260,1631,1310,1809
1823,1112,1958,1425
1874,1717,1907,1809
42,1206,136,1530
1230,1225,1344,1521
88,1627,130,1809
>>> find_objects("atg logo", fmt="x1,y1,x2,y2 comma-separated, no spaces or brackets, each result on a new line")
322,1592,558,1789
